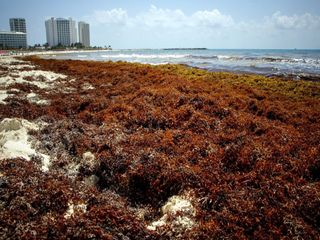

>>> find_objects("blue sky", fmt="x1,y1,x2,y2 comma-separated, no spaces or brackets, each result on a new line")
1,0,320,49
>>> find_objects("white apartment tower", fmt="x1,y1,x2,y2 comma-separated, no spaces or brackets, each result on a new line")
45,18,57,47
78,21,90,47
45,18,77,47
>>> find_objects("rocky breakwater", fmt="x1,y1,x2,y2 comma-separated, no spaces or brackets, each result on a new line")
0,56,320,239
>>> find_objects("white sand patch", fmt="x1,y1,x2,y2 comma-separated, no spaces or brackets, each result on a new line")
67,152,96,177
0,69,67,89
0,76,16,86
0,90,11,104
0,118,38,160
26,92,37,98
0,75,50,89
0,57,67,90
83,151,95,162
67,162,80,176
0,118,50,172
7,64,35,70
0,57,25,65
82,83,95,90
82,151,96,170
61,87,76,93
17,70,67,82
147,193,196,232
0,57,34,70
27,92,49,105
64,202,87,219
84,175,99,187
9,88,20,93
1,57,69,94
41,154,50,172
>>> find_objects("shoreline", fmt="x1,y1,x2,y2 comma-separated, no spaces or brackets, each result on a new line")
31,49,320,82
1,56,320,239
2,51,316,83
3,48,319,83
0,49,113,57
38,53,320,82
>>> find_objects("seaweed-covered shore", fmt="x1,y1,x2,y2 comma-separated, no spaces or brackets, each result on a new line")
0,56,320,239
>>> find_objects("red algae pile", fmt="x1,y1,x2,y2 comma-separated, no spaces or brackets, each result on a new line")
0,56,320,239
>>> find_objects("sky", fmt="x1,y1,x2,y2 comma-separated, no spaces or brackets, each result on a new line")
1,0,320,49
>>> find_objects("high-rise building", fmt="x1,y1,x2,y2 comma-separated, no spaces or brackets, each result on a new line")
69,19,77,45
9,18,26,33
45,17,77,47
45,18,58,47
78,21,90,47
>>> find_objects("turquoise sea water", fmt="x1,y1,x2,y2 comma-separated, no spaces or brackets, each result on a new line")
46,49,320,79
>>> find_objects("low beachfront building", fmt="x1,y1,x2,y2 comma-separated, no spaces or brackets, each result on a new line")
0,31,27,49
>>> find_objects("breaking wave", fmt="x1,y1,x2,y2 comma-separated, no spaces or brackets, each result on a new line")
100,54,189,59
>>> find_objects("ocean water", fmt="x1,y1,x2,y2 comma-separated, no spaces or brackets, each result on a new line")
46,49,320,79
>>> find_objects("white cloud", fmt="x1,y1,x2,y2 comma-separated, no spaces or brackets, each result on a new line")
89,6,234,29
92,8,128,25
191,9,234,28
137,5,187,28
269,11,320,29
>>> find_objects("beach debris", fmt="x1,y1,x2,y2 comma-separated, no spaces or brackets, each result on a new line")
0,90,11,104
82,82,95,90
26,92,49,105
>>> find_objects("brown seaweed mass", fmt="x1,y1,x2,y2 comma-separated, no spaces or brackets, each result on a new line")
0,56,320,239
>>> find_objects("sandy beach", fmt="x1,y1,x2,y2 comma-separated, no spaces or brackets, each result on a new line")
0,56,320,239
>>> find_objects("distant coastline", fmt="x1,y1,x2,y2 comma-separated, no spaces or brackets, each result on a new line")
163,48,207,50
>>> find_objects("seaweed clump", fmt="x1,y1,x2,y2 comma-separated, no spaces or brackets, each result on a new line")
0,56,319,239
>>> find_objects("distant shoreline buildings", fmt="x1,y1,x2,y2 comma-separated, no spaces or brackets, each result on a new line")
0,17,91,50
45,17,90,48
0,18,27,49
